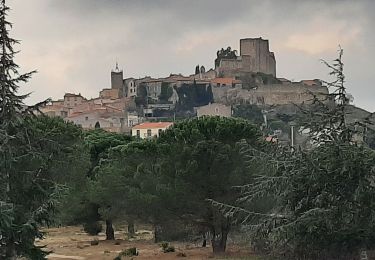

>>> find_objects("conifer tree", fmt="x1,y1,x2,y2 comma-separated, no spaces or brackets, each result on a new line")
0,1,56,259
212,48,375,259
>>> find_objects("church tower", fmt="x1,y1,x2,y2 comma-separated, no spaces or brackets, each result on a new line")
111,62,124,90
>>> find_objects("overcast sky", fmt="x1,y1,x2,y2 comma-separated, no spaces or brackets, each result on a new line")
9,0,375,111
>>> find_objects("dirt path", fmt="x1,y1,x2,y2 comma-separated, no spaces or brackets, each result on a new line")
38,226,255,260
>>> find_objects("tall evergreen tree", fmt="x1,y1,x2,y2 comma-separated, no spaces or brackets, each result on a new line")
0,1,36,257
0,1,61,259
0,0,35,200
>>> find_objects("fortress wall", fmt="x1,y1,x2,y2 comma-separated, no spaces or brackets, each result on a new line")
219,59,242,70
217,59,242,77
212,83,328,106
258,39,269,74
267,53,276,76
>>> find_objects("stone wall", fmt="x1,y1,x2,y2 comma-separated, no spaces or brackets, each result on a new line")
217,58,242,77
99,88,120,99
196,103,232,118
111,70,124,89
212,83,329,106
217,37,277,77
240,38,276,76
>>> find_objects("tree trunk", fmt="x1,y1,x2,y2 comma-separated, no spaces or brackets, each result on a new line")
202,232,207,247
154,224,162,243
128,219,135,236
5,239,16,260
211,222,230,254
105,219,115,240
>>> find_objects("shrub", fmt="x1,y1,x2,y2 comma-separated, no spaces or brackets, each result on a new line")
83,221,102,235
161,242,175,253
118,247,138,257
177,252,187,257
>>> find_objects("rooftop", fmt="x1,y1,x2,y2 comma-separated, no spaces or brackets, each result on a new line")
132,122,173,130
211,78,241,85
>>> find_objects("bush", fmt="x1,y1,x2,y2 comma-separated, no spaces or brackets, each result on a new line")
83,221,102,235
161,242,175,253
118,247,138,257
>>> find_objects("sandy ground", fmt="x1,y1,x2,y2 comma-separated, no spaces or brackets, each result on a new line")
37,226,257,260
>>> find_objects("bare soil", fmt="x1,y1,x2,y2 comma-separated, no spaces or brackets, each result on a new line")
37,226,258,260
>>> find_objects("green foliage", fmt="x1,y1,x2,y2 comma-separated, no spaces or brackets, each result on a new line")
195,65,200,75
84,129,132,175
175,82,213,112
218,48,375,259
135,84,148,106
159,82,173,102
233,104,264,125
83,221,103,235
161,242,175,253
365,128,375,149
159,116,261,144
267,119,289,134
118,247,138,257
84,139,159,241
88,117,262,253
157,117,263,253
1,116,84,258
57,129,132,239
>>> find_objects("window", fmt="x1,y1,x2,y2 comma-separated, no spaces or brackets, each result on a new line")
147,129,152,137
136,130,140,138
85,116,88,121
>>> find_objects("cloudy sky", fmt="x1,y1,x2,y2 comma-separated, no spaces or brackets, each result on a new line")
9,0,375,111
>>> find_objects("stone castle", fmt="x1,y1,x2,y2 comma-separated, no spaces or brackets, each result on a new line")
41,37,329,132
217,37,276,77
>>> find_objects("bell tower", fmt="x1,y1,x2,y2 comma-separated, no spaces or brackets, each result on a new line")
111,62,124,90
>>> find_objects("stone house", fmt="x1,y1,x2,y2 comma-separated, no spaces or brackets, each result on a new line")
196,103,232,118
63,93,86,108
66,108,126,132
131,122,173,139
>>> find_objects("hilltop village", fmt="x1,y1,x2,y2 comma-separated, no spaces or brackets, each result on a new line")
42,37,330,138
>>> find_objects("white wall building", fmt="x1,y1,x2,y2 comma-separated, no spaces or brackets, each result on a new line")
131,122,173,139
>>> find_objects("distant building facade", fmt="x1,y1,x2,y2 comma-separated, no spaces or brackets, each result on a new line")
196,103,232,118
131,122,173,139
66,108,125,132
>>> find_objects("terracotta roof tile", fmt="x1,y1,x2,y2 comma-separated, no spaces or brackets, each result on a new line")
132,122,173,130
211,78,235,85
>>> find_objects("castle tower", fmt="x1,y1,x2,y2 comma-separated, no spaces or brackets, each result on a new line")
240,38,276,77
111,62,124,90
